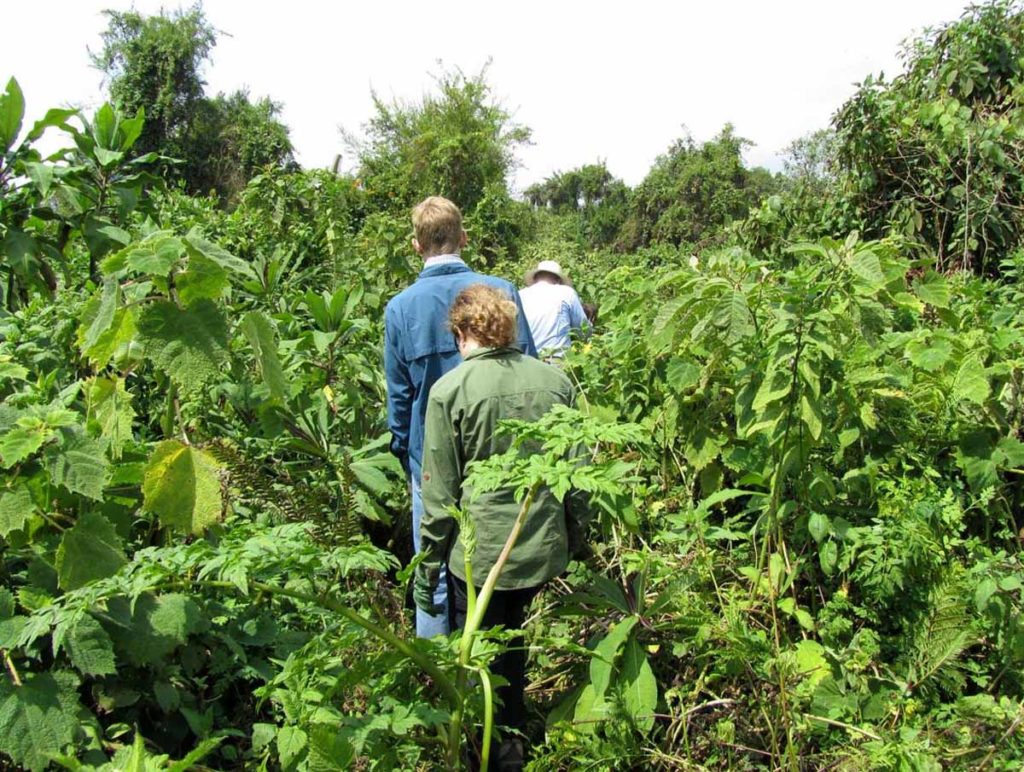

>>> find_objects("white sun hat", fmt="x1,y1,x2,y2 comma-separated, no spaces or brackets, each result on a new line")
525,259,572,287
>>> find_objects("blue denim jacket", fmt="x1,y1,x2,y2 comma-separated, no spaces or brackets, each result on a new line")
384,261,537,481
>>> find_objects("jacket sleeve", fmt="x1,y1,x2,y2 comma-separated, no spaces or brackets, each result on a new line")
419,392,463,578
384,303,412,474
511,286,538,357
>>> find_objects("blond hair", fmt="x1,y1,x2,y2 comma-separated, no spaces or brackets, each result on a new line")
412,196,464,257
449,284,518,349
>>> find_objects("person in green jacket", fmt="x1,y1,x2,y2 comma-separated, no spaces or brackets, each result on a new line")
414,283,589,768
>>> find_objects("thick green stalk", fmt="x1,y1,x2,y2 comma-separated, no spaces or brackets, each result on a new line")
445,482,541,771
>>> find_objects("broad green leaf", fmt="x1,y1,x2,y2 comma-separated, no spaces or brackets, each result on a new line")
819,540,838,577
183,232,258,283
0,77,25,153
80,280,119,353
684,426,722,471
24,162,54,197
753,370,791,412
848,248,884,287
0,358,28,382
0,420,53,468
25,107,77,143
905,338,952,371
794,640,829,688
86,376,135,458
240,311,288,401
124,233,184,276
277,725,308,770
44,434,110,501
665,358,700,393
92,103,116,149
109,593,203,666
306,725,356,771
719,289,753,343
590,616,637,699
119,107,145,150
800,394,823,441
0,671,80,772
55,512,126,590
80,306,137,368
620,636,657,731
0,485,34,538
914,272,951,308
64,615,117,677
137,300,229,395
142,440,223,534
975,578,998,612
177,252,229,306
348,459,391,496
807,512,829,544
951,354,990,405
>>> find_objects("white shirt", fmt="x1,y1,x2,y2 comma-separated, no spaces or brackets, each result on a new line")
518,281,589,356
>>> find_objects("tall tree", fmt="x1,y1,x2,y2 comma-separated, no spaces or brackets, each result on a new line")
91,4,215,159
619,125,780,250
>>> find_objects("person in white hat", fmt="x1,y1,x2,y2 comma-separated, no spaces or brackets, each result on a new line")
519,260,590,361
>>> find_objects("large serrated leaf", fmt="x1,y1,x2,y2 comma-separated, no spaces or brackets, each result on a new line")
118,232,185,276
142,440,222,534
137,299,229,395
913,272,951,308
108,593,204,666
620,636,657,731
55,512,126,590
0,485,34,538
240,311,288,401
86,376,136,459
0,671,80,772
0,420,53,468
183,232,258,283
64,615,117,677
80,280,119,353
905,338,952,372
848,248,884,286
951,354,990,405
177,251,229,306
44,434,110,501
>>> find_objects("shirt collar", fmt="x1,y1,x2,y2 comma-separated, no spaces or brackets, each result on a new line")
423,253,466,268
463,346,518,361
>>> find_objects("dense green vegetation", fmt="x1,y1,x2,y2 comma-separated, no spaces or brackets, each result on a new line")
2,2,1024,769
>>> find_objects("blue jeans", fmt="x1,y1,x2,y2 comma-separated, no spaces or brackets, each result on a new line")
411,475,449,637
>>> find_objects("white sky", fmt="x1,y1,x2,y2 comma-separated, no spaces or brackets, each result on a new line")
3,0,972,192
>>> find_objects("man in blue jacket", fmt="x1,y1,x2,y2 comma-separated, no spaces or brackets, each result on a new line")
384,196,536,637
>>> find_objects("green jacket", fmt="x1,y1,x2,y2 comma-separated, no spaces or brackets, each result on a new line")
418,346,587,592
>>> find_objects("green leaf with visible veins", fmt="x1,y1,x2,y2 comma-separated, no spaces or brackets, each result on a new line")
620,636,657,731
80,279,119,353
240,311,288,401
44,434,110,501
137,299,229,395
86,376,136,458
142,440,222,534
0,485,34,538
0,670,80,772
177,252,229,307
64,615,117,677
55,512,126,590
0,419,53,468
951,354,990,405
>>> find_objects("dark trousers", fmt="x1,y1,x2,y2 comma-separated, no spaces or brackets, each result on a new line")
447,573,541,732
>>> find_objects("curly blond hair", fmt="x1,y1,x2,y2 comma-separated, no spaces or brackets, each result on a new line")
449,284,518,348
